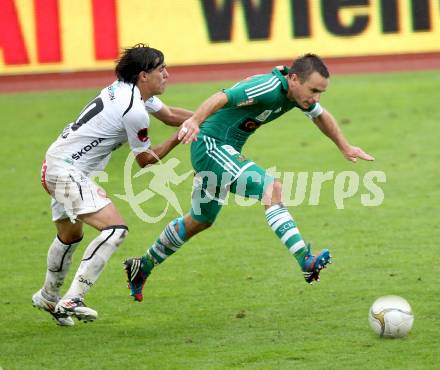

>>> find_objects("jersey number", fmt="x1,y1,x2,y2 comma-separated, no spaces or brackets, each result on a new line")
71,97,104,131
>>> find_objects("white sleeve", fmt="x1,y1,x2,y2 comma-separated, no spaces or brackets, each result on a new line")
123,109,151,154
145,96,164,113
302,102,323,119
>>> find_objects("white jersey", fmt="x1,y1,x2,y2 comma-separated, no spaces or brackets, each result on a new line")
46,81,164,175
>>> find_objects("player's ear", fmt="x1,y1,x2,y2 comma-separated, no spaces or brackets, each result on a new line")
286,73,296,87
289,73,300,83
139,70,148,81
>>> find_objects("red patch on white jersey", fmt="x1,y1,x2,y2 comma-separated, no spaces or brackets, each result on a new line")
41,160,50,194
137,128,149,142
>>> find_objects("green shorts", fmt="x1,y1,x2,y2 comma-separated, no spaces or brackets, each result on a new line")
190,135,275,224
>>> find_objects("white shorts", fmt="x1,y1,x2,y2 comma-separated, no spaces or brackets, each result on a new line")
41,158,111,223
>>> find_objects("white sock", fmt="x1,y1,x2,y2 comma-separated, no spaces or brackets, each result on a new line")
43,235,82,299
63,226,128,299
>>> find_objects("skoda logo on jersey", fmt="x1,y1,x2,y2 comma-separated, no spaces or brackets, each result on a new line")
137,128,149,142
72,138,105,160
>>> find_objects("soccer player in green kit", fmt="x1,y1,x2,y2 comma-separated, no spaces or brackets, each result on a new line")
125,54,374,301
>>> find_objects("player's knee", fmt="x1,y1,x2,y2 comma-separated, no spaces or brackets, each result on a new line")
57,232,83,245
264,180,283,205
182,215,211,239
197,221,212,231
55,218,84,244
272,180,283,198
100,225,129,248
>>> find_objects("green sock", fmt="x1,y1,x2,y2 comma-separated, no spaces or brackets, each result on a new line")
265,204,307,266
293,247,308,265
143,218,186,270
141,253,155,275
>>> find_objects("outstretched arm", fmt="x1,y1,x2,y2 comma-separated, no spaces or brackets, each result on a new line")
135,131,180,167
178,92,228,144
312,109,374,162
151,105,193,126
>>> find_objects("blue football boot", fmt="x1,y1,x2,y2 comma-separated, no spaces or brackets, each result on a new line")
299,244,332,284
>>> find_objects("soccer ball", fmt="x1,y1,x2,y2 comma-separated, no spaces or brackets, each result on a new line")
368,295,414,338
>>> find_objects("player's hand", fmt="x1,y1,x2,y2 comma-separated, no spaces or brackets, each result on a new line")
178,118,200,144
342,145,375,162
275,65,288,75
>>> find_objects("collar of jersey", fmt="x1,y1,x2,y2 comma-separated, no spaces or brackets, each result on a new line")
131,83,142,100
271,68,289,92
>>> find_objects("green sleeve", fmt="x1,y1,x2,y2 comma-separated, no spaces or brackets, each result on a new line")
223,76,276,108
223,86,250,108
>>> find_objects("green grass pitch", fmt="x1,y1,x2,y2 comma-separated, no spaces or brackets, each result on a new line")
0,70,439,369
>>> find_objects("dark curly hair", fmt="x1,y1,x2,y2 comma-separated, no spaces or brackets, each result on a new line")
288,53,329,82
115,43,164,83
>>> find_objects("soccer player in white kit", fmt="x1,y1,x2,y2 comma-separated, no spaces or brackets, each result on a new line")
32,44,192,325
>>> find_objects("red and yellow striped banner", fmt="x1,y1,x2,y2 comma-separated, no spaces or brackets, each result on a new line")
1,0,439,75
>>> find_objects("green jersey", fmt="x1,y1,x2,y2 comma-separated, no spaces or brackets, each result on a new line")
199,67,318,151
